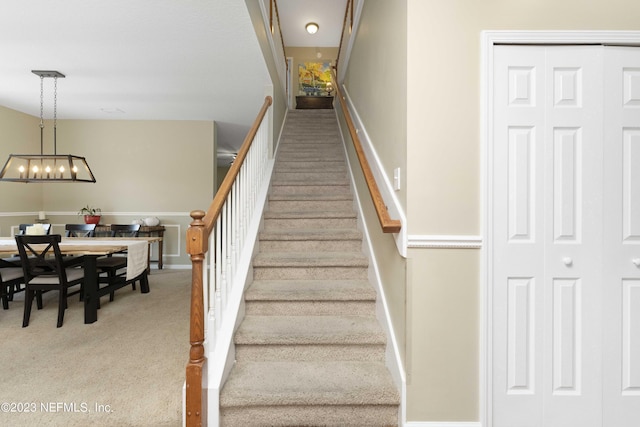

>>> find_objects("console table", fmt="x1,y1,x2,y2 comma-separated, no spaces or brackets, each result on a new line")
95,225,165,271
139,226,165,270
296,96,334,109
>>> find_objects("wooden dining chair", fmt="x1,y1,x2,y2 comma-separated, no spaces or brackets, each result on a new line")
65,223,96,237
63,223,97,268
96,224,144,301
0,258,24,310
15,234,85,327
18,223,51,235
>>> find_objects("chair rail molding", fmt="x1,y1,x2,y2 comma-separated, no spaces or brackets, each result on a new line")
407,234,482,249
0,211,192,218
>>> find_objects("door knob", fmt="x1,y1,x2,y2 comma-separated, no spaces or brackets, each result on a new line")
563,257,573,266
633,258,640,267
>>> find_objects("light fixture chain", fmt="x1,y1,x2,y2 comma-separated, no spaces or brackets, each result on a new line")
39,75,44,128
39,75,44,155
53,76,58,154
53,76,57,127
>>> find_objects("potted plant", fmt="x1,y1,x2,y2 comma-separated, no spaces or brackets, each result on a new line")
78,205,102,224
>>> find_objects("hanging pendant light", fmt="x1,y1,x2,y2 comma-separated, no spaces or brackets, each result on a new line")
0,70,96,183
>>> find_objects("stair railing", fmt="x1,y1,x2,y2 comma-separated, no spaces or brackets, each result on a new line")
335,0,353,73
270,0,287,74
185,96,273,427
331,69,401,233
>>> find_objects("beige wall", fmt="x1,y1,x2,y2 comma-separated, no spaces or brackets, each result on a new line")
342,3,407,210
406,249,479,421
246,0,288,145
0,106,43,214
0,106,215,267
407,0,640,235
217,165,230,190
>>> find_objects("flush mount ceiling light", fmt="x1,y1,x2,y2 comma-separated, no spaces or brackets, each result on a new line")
305,22,319,34
0,70,96,183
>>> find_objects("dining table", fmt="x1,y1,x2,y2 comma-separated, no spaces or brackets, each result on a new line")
0,236,161,324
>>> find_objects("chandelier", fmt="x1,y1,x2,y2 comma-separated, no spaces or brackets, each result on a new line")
0,70,96,183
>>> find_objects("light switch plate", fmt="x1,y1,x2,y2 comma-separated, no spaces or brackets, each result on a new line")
393,167,401,191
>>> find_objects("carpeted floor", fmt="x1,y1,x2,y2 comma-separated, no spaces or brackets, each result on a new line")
0,269,191,427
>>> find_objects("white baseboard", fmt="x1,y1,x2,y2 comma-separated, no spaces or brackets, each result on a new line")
406,422,481,427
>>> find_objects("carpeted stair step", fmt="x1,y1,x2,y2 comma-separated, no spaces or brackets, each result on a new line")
274,160,346,172
253,252,368,280
263,210,357,230
272,173,348,183
236,315,385,345
281,130,340,138
267,193,354,212
277,152,345,162
259,229,362,252
245,279,376,316
277,140,340,147
234,315,386,361
220,361,399,426
273,171,348,181
277,146,343,155
270,183,351,196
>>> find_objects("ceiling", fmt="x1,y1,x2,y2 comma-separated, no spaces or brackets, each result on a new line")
0,0,346,159
277,0,347,48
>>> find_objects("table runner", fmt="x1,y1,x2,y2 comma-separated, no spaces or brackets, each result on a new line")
58,240,148,280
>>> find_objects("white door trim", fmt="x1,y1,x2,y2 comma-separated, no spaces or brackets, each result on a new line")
481,30,640,427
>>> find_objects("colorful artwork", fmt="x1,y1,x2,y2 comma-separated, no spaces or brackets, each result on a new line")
298,61,332,96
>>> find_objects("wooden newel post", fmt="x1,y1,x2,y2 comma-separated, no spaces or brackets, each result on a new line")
186,210,208,427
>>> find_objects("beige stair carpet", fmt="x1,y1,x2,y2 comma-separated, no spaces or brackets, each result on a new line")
219,109,400,426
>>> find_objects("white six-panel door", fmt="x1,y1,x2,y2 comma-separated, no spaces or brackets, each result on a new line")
602,46,640,426
491,45,640,427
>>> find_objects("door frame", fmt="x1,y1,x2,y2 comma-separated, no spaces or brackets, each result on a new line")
481,30,640,427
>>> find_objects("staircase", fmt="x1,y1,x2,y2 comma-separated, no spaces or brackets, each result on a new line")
219,109,400,426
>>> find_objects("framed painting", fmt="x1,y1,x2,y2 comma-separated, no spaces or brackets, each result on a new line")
298,61,332,96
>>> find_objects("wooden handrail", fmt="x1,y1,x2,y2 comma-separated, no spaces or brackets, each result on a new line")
184,95,273,427
273,0,287,74
335,0,351,73
331,70,401,234
201,96,272,236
